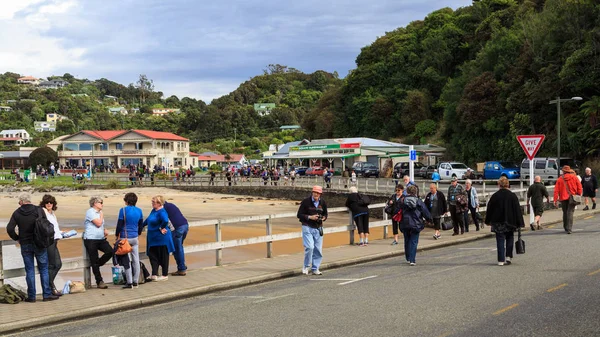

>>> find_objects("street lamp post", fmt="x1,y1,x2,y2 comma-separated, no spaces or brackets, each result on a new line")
549,96,582,178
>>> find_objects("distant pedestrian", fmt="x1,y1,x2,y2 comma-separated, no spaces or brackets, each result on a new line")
388,184,404,245
431,169,441,182
581,167,598,210
447,177,466,235
7,193,59,302
400,185,432,266
463,179,480,231
40,194,64,296
485,177,524,266
83,196,113,289
164,201,189,276
290,169,296,186
210,171,216,186
554,165,583,234
351,170,357,186
226,171,232,186
141,195,174,281
324,169,332,188
424,183,447,240
527,176,549,230
297,186,328,275
345,186,371,246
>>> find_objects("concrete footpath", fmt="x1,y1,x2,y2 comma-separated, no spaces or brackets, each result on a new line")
1,207,598,334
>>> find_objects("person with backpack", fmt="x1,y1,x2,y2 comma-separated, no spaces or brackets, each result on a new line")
40,194,64,296
400,185,432,266
6,193,59,302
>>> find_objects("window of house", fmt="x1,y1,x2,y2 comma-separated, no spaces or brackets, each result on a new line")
64,143,78,151
116,143,123,150
99,143,108,151
79,143,92,151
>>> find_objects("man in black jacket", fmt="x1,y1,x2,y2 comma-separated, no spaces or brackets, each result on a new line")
297,186,328,275
6,193,59,302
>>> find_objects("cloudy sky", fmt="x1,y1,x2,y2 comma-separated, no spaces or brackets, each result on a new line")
1,0,472,103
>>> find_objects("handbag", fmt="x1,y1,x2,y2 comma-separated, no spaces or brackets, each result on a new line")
562,176,582,205
441,215,453,231
384,203,394,215
392,210,402,222
115,208,132,256
70,281,86,293
516,228,525,254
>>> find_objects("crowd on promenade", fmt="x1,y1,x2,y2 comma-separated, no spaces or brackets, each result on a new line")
5,191,190,302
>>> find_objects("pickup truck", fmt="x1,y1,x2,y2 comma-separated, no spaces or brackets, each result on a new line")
438,162,471,181
483,161,520,180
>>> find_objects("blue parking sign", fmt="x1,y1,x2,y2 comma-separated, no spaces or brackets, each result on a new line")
409,150,416,161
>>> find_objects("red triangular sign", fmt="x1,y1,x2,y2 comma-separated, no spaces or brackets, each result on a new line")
517,135,545,160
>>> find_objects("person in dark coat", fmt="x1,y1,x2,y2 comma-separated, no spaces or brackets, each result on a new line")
526,176,550,230
424,183,447,240
387,184,404,245
400,185,432,266
581,167,598,211
484,177,525,266
345,186,371,246
297,186,328,275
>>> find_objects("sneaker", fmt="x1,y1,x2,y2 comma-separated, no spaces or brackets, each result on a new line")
505,257,512,265
97,281,108,289
583,206,589,211
302,267,309,275
357,242,365,246
311,269,323,275
150,275,158,281
123,284,133,289
409,262,416,266
498,262,505,266
391,240,398,245
132,283,139,288
156,276,168,282
433,234,438,240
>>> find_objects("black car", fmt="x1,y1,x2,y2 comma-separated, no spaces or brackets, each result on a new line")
394,162,425,177
351,162,380,178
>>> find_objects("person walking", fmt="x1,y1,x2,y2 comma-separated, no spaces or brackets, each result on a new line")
116,192,144,289
431,169,441,182
164,201,189,276
345,186,371,246
553,165,583,234
447,177,465,236
403,175,419,197
400,185,432,266
297,186,328,275
7,193,59,302
464,179,481,232
141,195,175,281
526,176,550,230
83,196,113,289
581,167,598,210
424,183,447,240
388,184,404,245
40,194,64,296
484,177,525,265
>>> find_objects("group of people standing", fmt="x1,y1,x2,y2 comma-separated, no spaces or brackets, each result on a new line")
6,192,190,302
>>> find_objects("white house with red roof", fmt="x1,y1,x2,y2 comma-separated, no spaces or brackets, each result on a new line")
57,129,196,169
17,76,39,85
0,129,30,146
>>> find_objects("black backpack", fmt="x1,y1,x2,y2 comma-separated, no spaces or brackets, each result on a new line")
34,207,55,248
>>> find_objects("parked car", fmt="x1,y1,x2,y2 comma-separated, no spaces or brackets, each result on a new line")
304,167,315,176
351,162,380,178
418,165,437,179
520,157,581,184
293,166,308,176
311,167,332,176
394,162,425,177
483,161,520,180
437,162,471,181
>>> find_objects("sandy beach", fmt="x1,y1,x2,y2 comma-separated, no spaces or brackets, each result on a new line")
1,187,383,289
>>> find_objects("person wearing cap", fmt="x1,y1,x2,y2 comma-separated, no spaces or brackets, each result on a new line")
297,185,328,275
345,186,371,246
447,177,466,235
554,165,583,234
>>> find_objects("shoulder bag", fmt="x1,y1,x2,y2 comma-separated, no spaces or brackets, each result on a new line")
562,176,582,206
515,227,525,254
115,208,132,256
441,215,453,231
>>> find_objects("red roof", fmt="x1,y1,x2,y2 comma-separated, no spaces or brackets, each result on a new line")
0,137,23,141
18,76,37,80
79,129,188,141
189,152,200,157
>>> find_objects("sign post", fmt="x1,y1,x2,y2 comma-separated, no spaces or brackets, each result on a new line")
517,135,545,225
409,146,415,182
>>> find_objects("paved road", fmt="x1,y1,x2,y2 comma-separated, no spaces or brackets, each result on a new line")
12,215,599,337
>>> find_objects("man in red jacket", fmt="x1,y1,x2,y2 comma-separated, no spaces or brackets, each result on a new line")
553,165,583,234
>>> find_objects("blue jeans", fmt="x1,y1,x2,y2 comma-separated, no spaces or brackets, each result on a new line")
302,225,323,270
495,232,514,262
20,243,52,299
403,230,420,263
171,224,188,271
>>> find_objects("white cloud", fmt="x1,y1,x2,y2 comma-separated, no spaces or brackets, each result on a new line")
0,0,45,19
158,79,243,103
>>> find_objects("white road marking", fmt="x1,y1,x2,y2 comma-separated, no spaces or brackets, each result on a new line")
458,248,495,250
310,275,378,285
337,275,378,285
545,229,583,231
209,295,265,299
253,293,296,303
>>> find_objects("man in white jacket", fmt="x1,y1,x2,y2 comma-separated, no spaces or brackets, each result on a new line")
463,179,481,231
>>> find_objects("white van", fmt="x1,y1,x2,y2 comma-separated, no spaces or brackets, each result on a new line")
520,157,581,184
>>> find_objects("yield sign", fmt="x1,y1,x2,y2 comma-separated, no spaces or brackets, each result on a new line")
517,135,545,160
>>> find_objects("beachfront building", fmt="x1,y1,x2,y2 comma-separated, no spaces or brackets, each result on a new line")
57,129,194,169
0,147,35,169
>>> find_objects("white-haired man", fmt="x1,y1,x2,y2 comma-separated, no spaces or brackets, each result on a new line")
582,167,598,210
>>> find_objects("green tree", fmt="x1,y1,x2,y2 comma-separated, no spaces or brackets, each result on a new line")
29,147,58,168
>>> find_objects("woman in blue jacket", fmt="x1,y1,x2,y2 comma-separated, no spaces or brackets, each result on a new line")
115,192,144,288
140,195,174,281
401,185,432,266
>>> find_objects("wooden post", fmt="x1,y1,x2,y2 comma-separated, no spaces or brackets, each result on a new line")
348,211,355,245
0,241,4,287
266,217,273,258
82,238,92,289
383,209,389,239
215,221,222,266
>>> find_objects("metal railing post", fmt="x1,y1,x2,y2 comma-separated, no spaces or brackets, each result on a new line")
383,209,389,239
266,217,273,258
0,241,4,286
483,181,487,201
215,221,222,266
82,238,91,289
349,211,355,245
376,179,379,192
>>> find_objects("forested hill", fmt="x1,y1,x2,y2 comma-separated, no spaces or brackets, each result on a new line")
0,66,341,156
308,0,600,163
